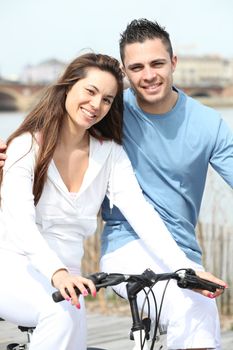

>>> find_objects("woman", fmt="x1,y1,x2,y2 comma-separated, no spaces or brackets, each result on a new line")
0,53,225,350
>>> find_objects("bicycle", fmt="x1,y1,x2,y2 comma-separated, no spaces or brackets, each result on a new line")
5,325,105,350
52,268,225,350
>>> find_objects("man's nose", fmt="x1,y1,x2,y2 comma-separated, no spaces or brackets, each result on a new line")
143,67,156,81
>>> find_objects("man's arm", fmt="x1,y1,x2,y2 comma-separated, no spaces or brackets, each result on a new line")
0,139,7,167
210,118,233,187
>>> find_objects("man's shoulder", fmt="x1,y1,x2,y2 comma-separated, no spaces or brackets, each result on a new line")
180,89,220,122
182,90,216,111
123,87,135,104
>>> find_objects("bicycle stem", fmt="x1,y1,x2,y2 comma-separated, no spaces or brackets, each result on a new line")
127,282,145,332
127,281,151,349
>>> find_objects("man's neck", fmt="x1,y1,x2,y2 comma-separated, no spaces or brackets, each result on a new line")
137,89,178,115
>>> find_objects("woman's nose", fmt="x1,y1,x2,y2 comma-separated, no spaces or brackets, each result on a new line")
90,95,101,110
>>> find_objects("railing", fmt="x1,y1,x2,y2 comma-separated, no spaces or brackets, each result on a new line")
197,222,233,315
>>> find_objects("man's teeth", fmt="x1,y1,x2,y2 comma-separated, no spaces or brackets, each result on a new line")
145,84,158,89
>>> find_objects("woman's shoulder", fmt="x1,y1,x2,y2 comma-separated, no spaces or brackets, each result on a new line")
6,132,37,164
91,135,122,149
101,138,124,153
8,132,34,149
110,141,129,163
91,136,126,160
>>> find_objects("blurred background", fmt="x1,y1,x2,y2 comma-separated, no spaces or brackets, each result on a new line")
0,0,232,324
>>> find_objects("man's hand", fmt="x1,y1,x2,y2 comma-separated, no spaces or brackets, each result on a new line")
195,270,227,298
0,139,7,167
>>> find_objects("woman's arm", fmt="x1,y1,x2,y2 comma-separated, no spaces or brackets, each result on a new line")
1,133,66,280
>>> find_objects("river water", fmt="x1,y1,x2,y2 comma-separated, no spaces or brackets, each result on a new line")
0,108,233,226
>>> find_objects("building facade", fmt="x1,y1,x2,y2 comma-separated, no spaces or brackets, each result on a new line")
174,55,233,87
20,59,66,84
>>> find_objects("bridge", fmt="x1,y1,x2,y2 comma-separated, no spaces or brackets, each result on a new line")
177,84,233,98
179,84,225,97
0,81,233,112
0,81,46,112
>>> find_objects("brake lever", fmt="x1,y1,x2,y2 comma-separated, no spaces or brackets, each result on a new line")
88,272,109,284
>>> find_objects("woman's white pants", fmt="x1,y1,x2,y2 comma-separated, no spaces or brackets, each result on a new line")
100,239,221,350
0,250,86,350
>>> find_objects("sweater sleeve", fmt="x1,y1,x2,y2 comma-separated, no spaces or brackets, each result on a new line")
210,118,233,188
106,143,193,272
1,133,67,281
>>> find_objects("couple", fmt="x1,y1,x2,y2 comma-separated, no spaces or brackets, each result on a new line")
0,19,232,350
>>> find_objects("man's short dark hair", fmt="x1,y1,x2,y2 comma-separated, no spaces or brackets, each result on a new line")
119,18,173,63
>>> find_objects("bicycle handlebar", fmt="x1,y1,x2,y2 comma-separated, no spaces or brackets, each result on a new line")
52,268,225,303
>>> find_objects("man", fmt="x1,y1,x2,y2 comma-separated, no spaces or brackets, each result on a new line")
100,19,233,350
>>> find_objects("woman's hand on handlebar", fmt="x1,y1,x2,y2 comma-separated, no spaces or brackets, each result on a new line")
195,270,227,298
52,269,96,307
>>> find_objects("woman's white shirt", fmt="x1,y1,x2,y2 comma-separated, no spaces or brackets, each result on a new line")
0,132,191,282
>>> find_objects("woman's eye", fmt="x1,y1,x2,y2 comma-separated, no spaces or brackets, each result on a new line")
86,89,94,95
103,98,112,105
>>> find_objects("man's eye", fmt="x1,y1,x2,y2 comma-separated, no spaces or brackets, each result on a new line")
131,66,142,72
152,62,164,68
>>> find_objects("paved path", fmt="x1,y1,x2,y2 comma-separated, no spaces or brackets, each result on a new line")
0,314,233,349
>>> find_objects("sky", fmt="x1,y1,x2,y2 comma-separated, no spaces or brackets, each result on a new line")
1,0,233,78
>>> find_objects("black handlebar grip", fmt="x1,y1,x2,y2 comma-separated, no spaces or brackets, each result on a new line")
178,271,225,293
52,286,83,303
52,290,64,303
192,277,225,292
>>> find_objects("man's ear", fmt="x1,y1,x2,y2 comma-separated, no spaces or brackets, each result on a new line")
120,64,126,77
120,64,130,89
171,55,177,73
123,76,130,89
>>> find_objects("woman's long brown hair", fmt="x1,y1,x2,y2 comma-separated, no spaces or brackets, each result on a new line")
0,53,124,205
